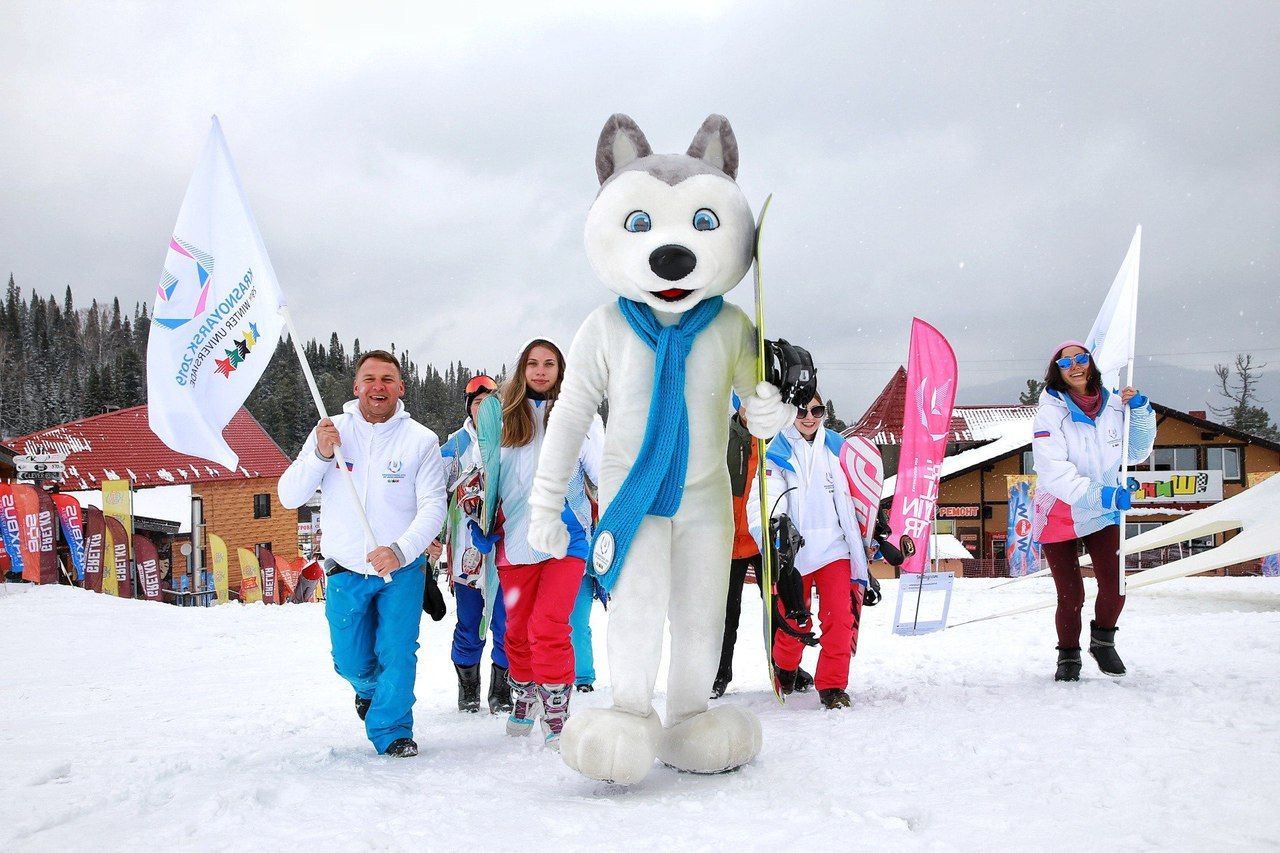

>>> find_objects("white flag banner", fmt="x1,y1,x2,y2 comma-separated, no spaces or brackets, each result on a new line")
1085,225,1141,389
146,117,287,470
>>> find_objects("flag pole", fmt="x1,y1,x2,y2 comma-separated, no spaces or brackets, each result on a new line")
1117,232,1141,596
280,307,387,583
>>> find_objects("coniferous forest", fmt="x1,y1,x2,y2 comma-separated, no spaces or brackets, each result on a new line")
0,274,493,454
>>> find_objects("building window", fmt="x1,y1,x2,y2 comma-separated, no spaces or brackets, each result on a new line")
253,494,271,519
1206,447,1241,481
1149,446,1198,472
1021,449,1035,474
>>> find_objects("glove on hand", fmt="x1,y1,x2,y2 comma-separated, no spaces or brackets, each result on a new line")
467,520,503,555
1100,486,1133,512
526,504,569,559
744,381,797,440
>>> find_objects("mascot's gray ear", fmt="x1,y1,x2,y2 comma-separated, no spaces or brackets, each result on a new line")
596,114,653,185
687,114,739,180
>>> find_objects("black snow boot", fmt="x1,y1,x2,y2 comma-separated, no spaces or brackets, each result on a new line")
488,664,513,714
385,738,418,758
355,695,371,720
1089,621,1126,677
794,666,815,693
456,663,482,713
1055,647,1082,682
575,683,594,694
775,667,797,695
819,688,851,709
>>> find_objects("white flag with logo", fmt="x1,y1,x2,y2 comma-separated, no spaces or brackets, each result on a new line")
1085,225,1141,389
146,117,287,470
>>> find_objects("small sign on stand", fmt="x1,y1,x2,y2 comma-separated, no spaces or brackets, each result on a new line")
892,571,955,636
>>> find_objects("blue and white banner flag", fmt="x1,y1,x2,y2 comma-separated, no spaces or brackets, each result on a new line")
146,117,287,470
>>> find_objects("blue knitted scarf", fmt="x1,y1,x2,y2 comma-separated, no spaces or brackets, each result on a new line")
590,295,724,595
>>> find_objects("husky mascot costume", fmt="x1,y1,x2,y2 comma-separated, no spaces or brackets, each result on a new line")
527,114,795,784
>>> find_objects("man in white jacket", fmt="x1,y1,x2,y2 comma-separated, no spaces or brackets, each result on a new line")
278,350,446,757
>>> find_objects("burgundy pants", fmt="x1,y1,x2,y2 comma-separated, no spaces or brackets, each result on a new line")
500,556,585,685
1041,525,1124,649
773,559,855,691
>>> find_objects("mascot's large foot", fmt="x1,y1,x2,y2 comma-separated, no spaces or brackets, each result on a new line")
657,704,762,774
561,707,662,785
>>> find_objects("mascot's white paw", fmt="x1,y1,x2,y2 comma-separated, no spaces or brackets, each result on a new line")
527,505,569,559
561,707,662,785
745,381,796,439
657,704,762,774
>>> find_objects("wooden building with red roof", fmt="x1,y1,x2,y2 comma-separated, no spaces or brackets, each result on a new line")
3,404,298,589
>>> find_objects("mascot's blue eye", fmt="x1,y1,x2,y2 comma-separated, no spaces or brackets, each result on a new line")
624,211,652,232
693,208,719,231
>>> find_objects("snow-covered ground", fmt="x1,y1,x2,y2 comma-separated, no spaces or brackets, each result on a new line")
2,577,1277,851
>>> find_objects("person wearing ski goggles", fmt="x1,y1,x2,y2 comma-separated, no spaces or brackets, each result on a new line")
1031,341,1156,682
438,374,512,716
747,391,875,710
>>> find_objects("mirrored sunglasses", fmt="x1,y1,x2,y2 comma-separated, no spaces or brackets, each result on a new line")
1055,353,1091,370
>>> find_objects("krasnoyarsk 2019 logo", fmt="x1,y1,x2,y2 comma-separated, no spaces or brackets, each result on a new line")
154,236,214,330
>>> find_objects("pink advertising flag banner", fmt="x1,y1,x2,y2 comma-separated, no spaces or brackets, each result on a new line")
888,318,958,575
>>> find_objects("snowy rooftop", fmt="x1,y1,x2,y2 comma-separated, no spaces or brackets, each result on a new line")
881,407,1036,499
2,405,288,490
66,484,194,534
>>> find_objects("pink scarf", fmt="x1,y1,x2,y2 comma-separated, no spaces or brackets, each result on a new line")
1069,389,1103,420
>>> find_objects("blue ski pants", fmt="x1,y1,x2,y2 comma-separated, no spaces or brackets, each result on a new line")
451,581,508,668
326,560,426,754
569,574,596,686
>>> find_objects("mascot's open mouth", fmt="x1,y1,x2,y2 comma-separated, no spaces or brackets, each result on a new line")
653,287,693,302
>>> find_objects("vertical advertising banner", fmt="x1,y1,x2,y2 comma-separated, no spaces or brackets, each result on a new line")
0,484,25,579
237,547,262,604
13,484,58,584
132,535,163,602
1006,475,1042,578
104,516,134,598
51,494,87,582
259,547,278,604
101,519,119,596
208,533,230,604
888,318,958,574
83,506,106,593
1262,554,1280,578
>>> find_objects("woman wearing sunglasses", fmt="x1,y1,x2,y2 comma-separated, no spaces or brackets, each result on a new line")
1032,341,1156,681
748,392,873,710
439,374,513,715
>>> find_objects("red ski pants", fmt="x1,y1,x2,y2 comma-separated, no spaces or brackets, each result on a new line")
500,556,585,685
1042,525,1125,648
773,559,855,691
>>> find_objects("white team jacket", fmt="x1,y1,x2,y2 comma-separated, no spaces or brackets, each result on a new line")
278,399,447,576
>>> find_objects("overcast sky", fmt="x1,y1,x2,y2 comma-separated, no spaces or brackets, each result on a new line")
3,1,1278,422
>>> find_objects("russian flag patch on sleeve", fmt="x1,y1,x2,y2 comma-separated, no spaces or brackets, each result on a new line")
1034,430,1051,439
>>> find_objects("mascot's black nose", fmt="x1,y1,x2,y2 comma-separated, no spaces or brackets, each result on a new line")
649,244,697,282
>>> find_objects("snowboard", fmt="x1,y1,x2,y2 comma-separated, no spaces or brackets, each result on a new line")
752,194,784,703
839,435,885,546
475,394,504,640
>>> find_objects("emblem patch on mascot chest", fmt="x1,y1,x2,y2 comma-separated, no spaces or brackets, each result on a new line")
592,531,615,576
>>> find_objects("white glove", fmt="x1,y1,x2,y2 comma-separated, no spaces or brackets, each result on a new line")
744,381,796,439
527,503,570,559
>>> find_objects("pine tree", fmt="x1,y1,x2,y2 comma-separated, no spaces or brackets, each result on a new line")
1210,355,1280,440
1018,379,1045,405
